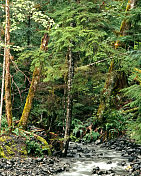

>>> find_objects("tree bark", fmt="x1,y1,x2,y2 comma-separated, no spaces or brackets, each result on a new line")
0,39,6,130
62,45,74,156
5,0,12,128
97,60,115,121
18,67,40,128
18,33,49,129
97,0,137,121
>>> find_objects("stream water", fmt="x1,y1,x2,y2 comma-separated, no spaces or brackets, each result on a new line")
56,141,140,176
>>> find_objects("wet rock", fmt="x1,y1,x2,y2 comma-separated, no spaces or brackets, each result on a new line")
127,148,135,155
121,161,126,166
115,146,123,151
98,170,105,175
67,153,74,157
128,156,136,162
108,168,115,173
48,159,54,164
83,147,90,153
110,145,116,149
107,160,112,164
95,139,101,145
92,166,100,174
84,153,92,158
74,153,81,158
77,146,83,152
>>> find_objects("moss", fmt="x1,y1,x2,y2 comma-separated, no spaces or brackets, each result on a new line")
19,146,27,155
0,136,11,142
7,142,11,145
0,135,28,158
5,145,15,156
36,135,51,156
18,67,40,129
13,147,18,151
0,146,6,158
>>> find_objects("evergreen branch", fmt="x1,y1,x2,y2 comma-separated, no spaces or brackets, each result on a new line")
135,68,141,74
121,107,139,114
75,59,107,72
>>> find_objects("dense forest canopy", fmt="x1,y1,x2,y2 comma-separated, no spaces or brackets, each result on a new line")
0,0,141,155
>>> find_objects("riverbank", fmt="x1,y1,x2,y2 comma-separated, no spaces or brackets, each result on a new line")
0,136,140,176
56,136,141,176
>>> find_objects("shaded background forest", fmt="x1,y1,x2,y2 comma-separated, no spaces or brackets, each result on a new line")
0,0,141,148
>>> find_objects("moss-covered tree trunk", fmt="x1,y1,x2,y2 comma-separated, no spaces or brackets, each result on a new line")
5,0,12,128
97,60,115,121
18,33,49,129
62,45,74,156
18,67,40,128
97,0,137,121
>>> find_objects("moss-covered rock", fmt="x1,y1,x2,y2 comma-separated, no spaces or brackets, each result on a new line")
0,135,27,159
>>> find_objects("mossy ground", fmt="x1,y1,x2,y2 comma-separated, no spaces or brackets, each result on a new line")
0,135,27,159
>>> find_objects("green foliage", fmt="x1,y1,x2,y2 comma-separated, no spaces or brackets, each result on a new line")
12,128,20,136
1,0,141,145
120,52,141,142
105,110,128,138
121,50,141,117
127,119,141,143
72,118,85,137
1,116,8,129
123,85,141,110
83,131,100,143
0,117,18,134
44,0,123,82
71,118,99,143
10,0,54,47
25,136,44,156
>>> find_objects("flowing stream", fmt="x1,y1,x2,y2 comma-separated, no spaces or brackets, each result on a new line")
55,141,136,176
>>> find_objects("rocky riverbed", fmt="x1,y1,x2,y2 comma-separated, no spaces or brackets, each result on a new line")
56,136,141,176
0,136,140,176
0,157,70,176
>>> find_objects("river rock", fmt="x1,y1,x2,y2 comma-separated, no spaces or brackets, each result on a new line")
92,166,100,174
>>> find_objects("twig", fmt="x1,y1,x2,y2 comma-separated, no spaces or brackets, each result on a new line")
10,59,30,83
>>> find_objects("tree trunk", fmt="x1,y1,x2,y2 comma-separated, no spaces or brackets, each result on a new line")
97,0,137,121
63,85,67,131
62,45,74,156
5,0,12,128
18,67,40,128
18,33,49,129
97,60,115,121
0,39,6,130
27,15,31,46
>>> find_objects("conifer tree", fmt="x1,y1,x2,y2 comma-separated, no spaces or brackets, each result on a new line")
97,0,137,121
